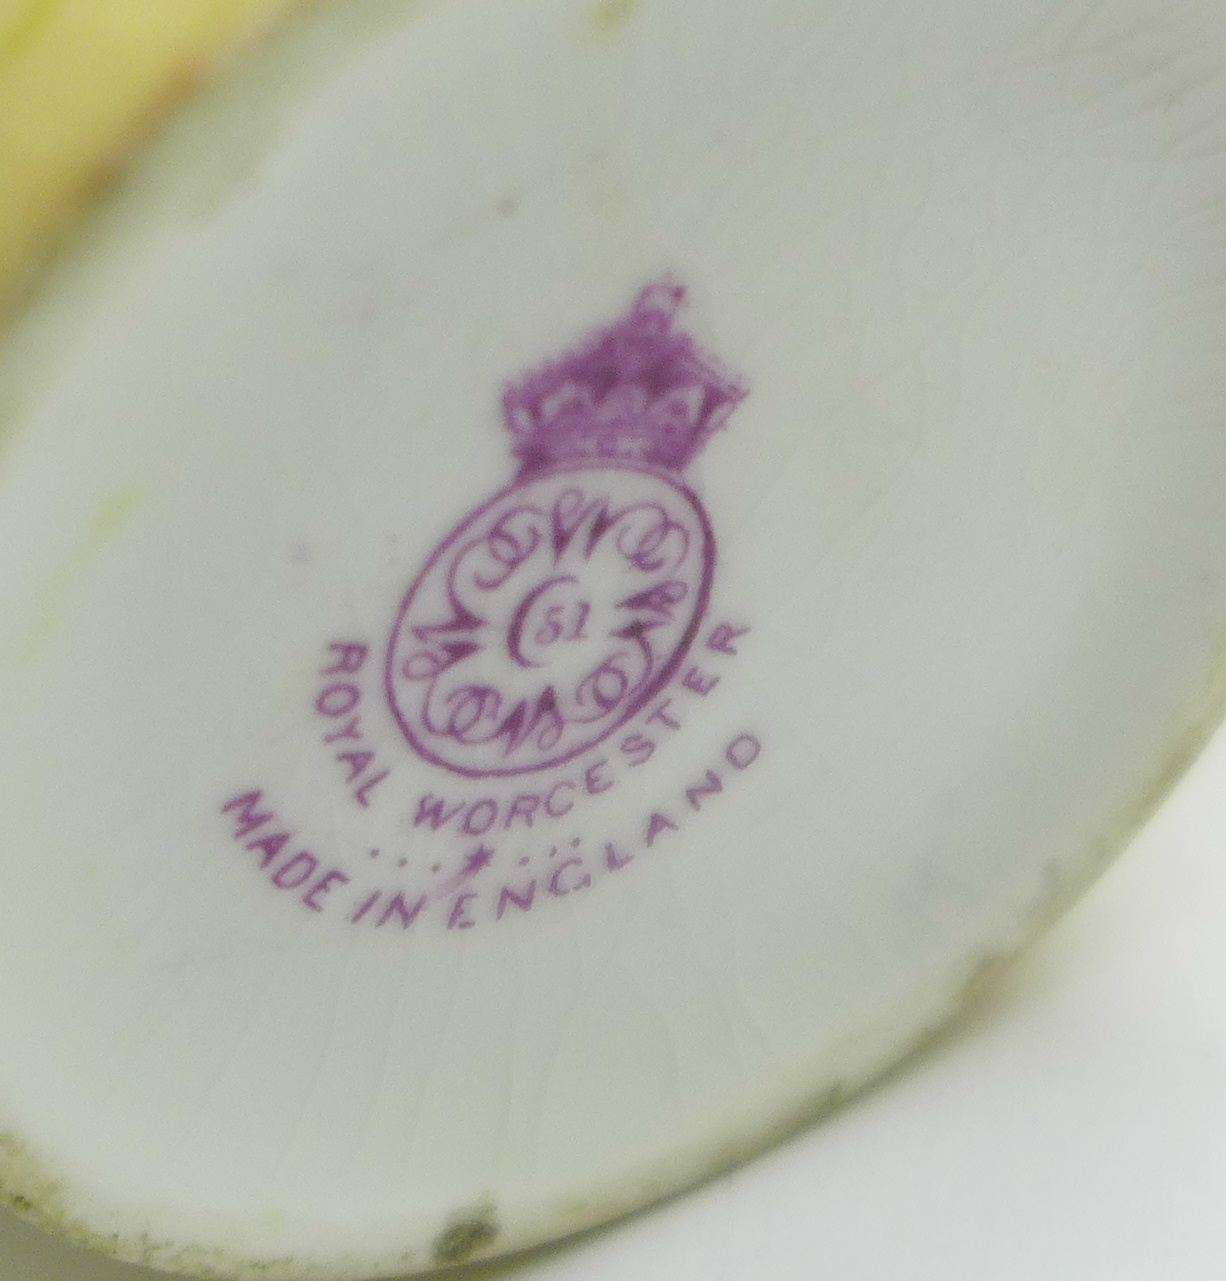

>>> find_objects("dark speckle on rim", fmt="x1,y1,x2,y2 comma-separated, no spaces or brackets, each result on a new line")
432,1201,499,1266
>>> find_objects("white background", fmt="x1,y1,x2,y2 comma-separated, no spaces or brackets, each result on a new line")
1,721,1222,1281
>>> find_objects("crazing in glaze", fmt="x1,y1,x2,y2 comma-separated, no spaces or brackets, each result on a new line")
219,282,761,931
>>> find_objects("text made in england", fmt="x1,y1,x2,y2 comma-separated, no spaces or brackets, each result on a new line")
220,730,761,932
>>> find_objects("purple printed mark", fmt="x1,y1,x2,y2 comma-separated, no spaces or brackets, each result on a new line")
386,280,745,778
215,283,758,935
387,468,714,776
219,792,352,912
402,621,745,834
314,642,393,807
219,727,762,930
501,279,743,476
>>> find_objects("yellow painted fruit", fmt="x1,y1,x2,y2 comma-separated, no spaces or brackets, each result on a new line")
0,0,299,312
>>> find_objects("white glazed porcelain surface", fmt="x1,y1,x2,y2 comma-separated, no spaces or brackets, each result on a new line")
1,721,1221,1280
0,1,1222,1277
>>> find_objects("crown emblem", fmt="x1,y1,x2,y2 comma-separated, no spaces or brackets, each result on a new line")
502,279,745,476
